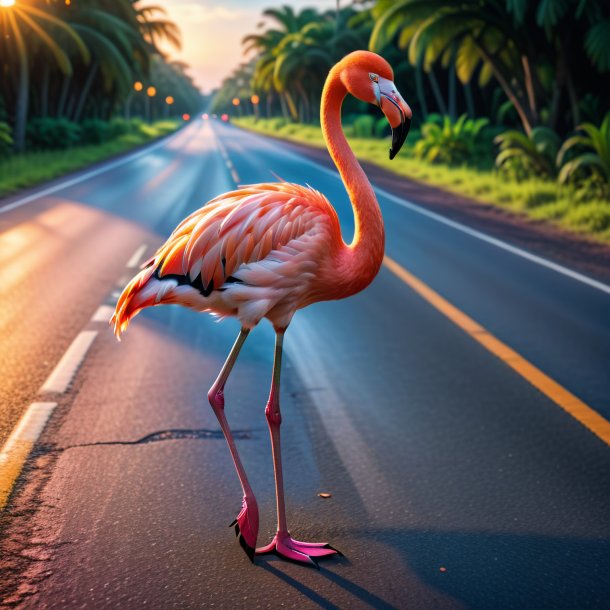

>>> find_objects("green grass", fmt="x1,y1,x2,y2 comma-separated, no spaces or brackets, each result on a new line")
0,120,181,198
234,117,610,243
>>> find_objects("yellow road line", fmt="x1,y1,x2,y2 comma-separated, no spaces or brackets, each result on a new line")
384,255,610,447
0,402,57,510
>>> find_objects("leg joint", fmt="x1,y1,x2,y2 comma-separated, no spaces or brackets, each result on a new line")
265,402,282,426
208,387,224,411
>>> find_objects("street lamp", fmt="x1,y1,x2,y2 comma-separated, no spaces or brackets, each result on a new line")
133,81,143,92
145,86,156,123
250,94,260,120
164,96,174,118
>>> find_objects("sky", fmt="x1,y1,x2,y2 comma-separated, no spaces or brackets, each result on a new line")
159,0,335,94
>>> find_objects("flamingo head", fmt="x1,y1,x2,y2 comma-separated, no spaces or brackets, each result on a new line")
338,51,412,160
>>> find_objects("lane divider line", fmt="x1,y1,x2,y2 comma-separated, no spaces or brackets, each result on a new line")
126,244,148,269
384,255,610,447
40,331,98,395
91,305,115,324
230,169,240,184
0,402,57,510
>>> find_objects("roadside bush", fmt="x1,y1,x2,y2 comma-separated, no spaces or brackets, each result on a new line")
26,118,81,150
374,116,390,139
414,114,489,165
0,121,13,157
495,127,561,180
108,118,131,138
81,119,112,144
353,114,376,138
266,117,289,131
558,111,610,200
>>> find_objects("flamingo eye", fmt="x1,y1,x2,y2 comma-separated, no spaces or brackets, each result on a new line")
369,73,379,83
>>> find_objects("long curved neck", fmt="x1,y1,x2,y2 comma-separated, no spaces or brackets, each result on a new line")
321,69,385,294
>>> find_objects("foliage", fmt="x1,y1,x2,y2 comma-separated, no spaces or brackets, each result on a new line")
0,122,13,158
558,112,610,199
26,118,82,150
0,119,180,197
414,115,489,165
81,119,112,144
495,127,562,179
234,117,610,242
370,0,610,136
0,0,200,152
353,115,377,139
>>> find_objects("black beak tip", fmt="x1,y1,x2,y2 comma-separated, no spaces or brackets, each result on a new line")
389,117,411,160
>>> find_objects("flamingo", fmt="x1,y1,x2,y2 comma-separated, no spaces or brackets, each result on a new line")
111,51,411,567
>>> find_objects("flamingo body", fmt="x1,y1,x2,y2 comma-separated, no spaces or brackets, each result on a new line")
112,50,412,567
113,182,346,335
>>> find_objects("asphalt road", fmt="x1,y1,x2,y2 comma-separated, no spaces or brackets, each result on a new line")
1,119,609,609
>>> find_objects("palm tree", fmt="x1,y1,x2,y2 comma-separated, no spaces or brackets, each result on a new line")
0,0,88,150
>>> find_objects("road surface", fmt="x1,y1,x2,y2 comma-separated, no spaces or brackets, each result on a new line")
1,119,609,609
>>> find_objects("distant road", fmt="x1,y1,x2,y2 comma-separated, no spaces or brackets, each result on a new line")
1,119,609,609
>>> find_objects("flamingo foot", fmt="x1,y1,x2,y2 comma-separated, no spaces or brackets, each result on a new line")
229,495,259,563
256,531,342,569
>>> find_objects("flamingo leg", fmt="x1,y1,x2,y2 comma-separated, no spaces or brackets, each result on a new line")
256,330,341,568
207,328,259,561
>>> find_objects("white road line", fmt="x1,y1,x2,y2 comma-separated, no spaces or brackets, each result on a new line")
0,402,57,509
230,169,240,184
0,128,185,215
40,331,98,394
225,159,234,169
91,305,115,323
235,126,610,297
126,244,148,269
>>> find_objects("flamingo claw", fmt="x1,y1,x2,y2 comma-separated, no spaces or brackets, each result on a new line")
231,495,259,562
256,532,340,568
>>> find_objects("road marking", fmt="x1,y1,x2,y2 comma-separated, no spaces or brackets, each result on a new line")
91,305,114,323
0,128,186,216
230,169,240,184
126,244,148,269
0,402,57,510
383,255,610,447
231,125,610,297
40,331,98,394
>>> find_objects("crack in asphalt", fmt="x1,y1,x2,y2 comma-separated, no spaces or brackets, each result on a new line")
48,428,254,451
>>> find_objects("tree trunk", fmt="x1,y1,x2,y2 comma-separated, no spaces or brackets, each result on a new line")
521,55,538,125
295,80,310,123
266,93,272,118
565,70,580,128
40,66,50,118
428,67,447,116
464,82,475,118
448,63,457,120
57,76,71,118
415,62,428,119
14,48,29,152
279,92,289,119
474,42,533,134
73,62,99,123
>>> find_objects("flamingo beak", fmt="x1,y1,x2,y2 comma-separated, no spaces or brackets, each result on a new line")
376,77,412,160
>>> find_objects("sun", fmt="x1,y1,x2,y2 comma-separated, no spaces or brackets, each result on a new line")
0,0,16,7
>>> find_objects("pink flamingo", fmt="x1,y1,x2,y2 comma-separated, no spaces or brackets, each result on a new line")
112,51,411,567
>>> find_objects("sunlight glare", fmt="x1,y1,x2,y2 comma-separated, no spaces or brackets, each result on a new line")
0,0,16,7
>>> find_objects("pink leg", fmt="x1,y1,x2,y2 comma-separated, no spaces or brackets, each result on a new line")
256,330,341,568
208,328,258,561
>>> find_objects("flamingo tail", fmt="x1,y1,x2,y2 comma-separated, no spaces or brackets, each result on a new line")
110,265,159,340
